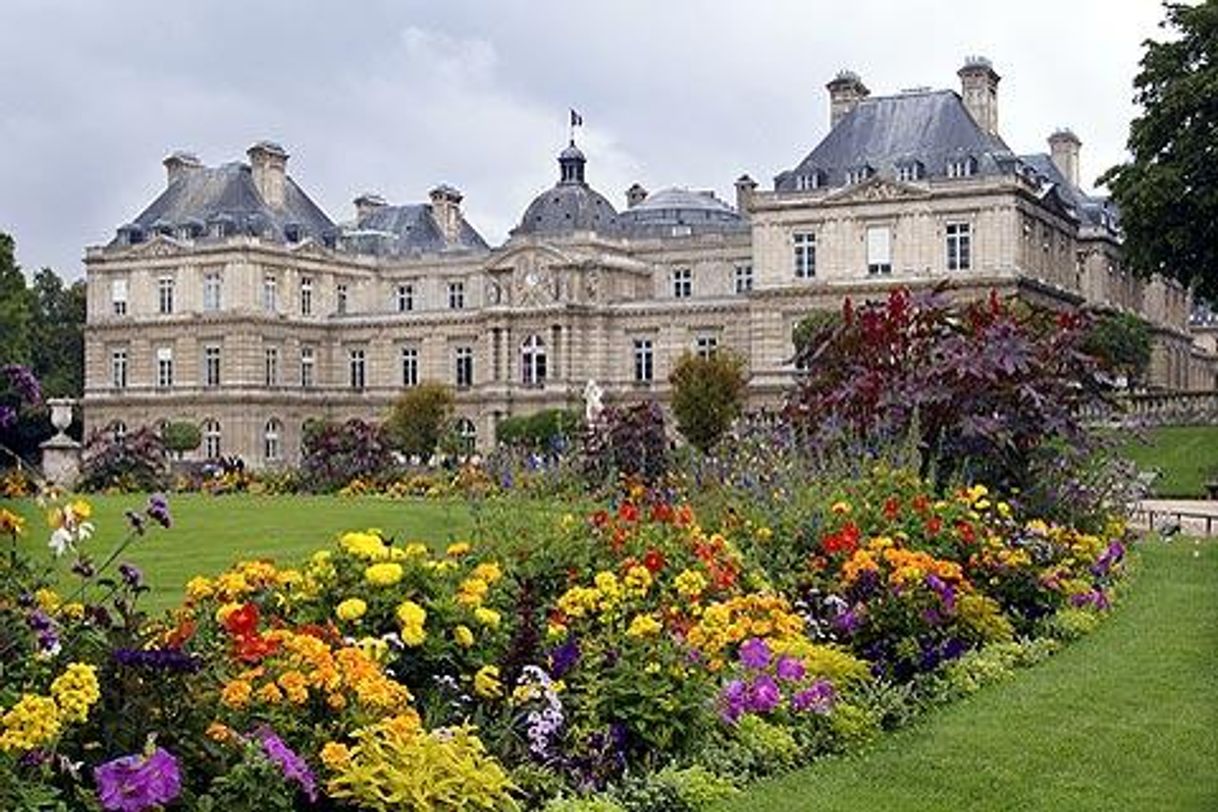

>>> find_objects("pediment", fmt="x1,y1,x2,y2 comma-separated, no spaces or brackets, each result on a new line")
286,238,331,258
825,177,931,204
126,234,186,257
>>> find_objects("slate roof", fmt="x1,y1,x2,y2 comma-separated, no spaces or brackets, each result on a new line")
512,143,622,238
342,204,490,256
114,162,336,246
617,187,747,238
1016,153,1118,233
775,89,1014,191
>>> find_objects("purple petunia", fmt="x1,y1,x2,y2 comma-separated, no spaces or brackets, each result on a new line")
719,678,749,723
113,647,201,673
833,604,863,636
747,673,782,713
257,727,317,802
775,655,806,682
94,747,182,812
549,637,581,678
739,637,772,670
791,679,836,714
145,494,172,529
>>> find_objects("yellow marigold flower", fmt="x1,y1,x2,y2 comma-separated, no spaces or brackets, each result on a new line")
215,602,242,624
594,571,621,596
327,692,348,710
60,602,84,621
355,636,390,663
49,663,100,724
624,565,652,594
340,531,388,560
220,679,252,709
396,600,427,628
453,625,475,648
336,598,368,621
0,694,61,754
0,508,25,536
69,500,92,521
185,576,214,602
473,607,501,628
206,721,236,743
831,501,852,515
457,577,489,607
320,741,352,771
256,682,284,704
473,665,502,698
755,526,774,542
471,562,503,584
626,613,662,638
674,569,708,598
446,541,472,558
364,562,404,587
403,542,429,558
277,670,310,705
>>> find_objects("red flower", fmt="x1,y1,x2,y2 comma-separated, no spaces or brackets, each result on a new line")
233,632,280,664
643,548,666,573
926,516,943,536
618,502,639,523
675,505,695,527
590,510,610,529
650,503,675,524
821,522,860,556
955,520,977,544
912,494,931,515
224,603,260,637
883,497,901,521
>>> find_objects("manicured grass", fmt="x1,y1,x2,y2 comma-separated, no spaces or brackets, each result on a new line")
3,493,485,611
1117,425,1218,498
719,539,1218,811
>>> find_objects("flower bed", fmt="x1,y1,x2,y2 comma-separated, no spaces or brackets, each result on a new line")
0,464,1130,811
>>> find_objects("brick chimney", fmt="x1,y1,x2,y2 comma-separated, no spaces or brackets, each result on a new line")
163,151,202,187
429,184,464,244
1048,129,1082,187
353,193,388,221
826,70,869,129
247,141,289,209
626,183,648,208
958,57,1000,136
735,174,757,217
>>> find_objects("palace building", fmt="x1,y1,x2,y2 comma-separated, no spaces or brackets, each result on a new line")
83,57,1217,466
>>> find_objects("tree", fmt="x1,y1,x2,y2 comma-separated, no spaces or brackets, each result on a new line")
1083,311,1152,385
0,233,33,366
384,382,455,460
29,267,86,398
669,349,748,453
161,421,202,459
495,409,581,450
1101,2,1218,303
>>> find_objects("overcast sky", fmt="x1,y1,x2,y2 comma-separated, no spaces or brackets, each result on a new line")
0,0,1167,279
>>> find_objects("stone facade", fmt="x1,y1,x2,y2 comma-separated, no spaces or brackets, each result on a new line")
83,58,1218,467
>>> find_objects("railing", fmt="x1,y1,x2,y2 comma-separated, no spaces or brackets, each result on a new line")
1130,506,1218,537
1079,390,1218,427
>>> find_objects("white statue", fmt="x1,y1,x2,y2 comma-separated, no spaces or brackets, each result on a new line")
583,379,604,423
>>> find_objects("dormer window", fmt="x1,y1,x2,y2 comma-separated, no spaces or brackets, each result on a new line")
946,156,978,178
844,166,873,185
896,161,924,182
283,223,301,243
794,172,823,191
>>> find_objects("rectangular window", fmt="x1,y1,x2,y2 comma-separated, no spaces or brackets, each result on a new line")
946,222,972,271
795,174,820,191
203,272,221,312
111,279,128,315
455,346,474,388
156,347,174,388
300,277,313,315
794,233,816,279
397,284,414,313
300,346,315,388
348,349,366,390
401,347,419,387
203,345,221,388
264,346,279,387
845,167,871,185
111,349,128,389
262,274,278,313
947,158,975,178
448,281,465,310
897,163,923,182
337,283,349,315
633,338,653,383
157,276,175,314
866,226,892,275
672,268,692,299
734,263,753,294
695,335,718,359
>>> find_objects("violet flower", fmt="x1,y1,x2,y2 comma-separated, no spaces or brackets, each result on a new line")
747,674,782,714
94,747,182,812
257,727,317,802
775,655,806,682
791,679,836,714
145,494,171,528
118,563,143,589
739,637,772,671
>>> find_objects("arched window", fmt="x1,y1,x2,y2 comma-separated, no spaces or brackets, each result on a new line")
455,417,477,456
110,420,128,441
521,334,547,386
202,419,221,459
264,418,282,462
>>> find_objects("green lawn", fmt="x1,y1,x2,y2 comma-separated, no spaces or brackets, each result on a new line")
1117,425,1218,498
720,539,1218,811
3,493,485,611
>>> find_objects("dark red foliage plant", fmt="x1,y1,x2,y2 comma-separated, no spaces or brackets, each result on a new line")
785,286,1113,492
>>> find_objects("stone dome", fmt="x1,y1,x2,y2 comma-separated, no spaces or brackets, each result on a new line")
512,141,620,237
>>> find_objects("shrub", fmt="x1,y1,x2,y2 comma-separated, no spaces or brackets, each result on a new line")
161,421,201,459
299,418,392,492
76,426,169,492
496,409,581,451
669,350,748,453
582,401,670,487
384,382,455,461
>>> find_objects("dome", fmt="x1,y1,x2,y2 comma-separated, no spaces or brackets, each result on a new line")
616,186,745,238
629,187,740,216
512,140,620,237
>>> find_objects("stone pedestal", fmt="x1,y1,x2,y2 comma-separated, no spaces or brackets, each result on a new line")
40,436,81,488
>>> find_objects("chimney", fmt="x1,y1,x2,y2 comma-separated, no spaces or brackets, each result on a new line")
163,151,202,187
826,70,869,129
353,192,387,221
735,174,758,217
429,184,464,244
247,141,289,209
1048,128,1082,187
957,56,1001,136
626,183,648,208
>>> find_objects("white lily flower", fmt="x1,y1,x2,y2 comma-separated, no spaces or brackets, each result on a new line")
48,526,74,557
77,521,95,542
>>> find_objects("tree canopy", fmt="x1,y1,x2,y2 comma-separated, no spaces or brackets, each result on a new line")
1101,1,1218,303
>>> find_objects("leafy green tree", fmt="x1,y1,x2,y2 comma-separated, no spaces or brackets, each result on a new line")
1083,311,1152,385
1101,2,1218,302
669,349,748,453
29,267,86,398
384,382,455,460
0,233,33,365
495,408,581,449
161,421,203,459
792,309,841,357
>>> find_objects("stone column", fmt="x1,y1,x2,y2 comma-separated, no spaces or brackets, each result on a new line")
40,398,81,489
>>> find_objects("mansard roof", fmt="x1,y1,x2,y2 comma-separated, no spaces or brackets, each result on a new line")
342,203,489,256
616,187,747,238
775,89,1013,191
1016,152,1118,233
115,162,335,245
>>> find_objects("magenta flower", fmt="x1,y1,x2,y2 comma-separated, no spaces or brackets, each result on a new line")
775,655,806,682
719,678,749,723
258,727,317,802
739,637,772,670
94,747,182,812
747,673,782,713
792,679,836,714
